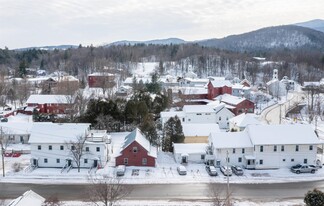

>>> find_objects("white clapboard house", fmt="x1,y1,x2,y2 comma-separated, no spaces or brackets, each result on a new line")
28,123,110,170
207,124,320,169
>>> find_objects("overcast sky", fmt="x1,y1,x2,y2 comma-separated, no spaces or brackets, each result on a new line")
1,0,324,49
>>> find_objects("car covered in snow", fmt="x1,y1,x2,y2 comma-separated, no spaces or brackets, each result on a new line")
205,165,218,176
220,165,232,176
177,165,187,175
231,165,244,176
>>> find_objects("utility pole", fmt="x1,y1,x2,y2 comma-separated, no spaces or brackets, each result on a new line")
1,127,5,177
226,150,230,206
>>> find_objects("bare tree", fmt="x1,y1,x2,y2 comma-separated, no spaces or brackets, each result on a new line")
208,182,233,206
88,176,132,206
0,127,10,177
66,135,87,172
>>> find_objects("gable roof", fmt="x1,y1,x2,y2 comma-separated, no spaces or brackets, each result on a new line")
8,190,45,206
173,143,208,154
246,124,320,145
28,123,90,144
210,130,253,149
121,128,157,158
0,122,33,135
216,94,247,105
26,95,71,104
229,113,261,128
183,105,215,113
209,80,232,88
182,123,220,137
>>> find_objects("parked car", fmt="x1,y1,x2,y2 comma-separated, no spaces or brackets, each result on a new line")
220,165,232,176
116,165,126,176
177,165,187,175
290,164,317,174
206,165,218,176
231,165,244,176
0,117,8,122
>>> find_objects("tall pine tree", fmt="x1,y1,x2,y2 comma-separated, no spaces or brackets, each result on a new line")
162,115,185,152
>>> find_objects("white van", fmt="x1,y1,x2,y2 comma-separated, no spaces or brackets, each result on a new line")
116,165,126,176
177,165,187,175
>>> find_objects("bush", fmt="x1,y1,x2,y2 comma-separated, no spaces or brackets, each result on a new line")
304,188,324,206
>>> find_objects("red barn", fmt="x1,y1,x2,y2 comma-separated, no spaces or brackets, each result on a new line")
207,80,232,100
217,94,254,116
88,73,115,88
26,95,72,114
116,128,156,167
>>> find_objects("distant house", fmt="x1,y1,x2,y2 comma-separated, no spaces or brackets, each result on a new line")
232,84,251,99
229,113,261,132
26,94,72,114
173,143,208,164
88,72,115,88
0,122,33,144
216,94,254,115
207,124,320,169
207,80,232,100
116,128,157,167
28,123,109,169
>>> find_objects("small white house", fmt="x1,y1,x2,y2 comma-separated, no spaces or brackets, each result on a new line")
28,123,109,170
0,122,33,144
229,113,261,132
173,143,208,164
8,190,45,206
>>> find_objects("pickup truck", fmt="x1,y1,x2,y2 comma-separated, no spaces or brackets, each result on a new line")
290,164,317,174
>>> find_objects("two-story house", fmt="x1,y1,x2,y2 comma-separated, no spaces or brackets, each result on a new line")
28,123,109,170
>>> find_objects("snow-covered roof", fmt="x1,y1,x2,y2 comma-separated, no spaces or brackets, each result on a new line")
229,113,261,128
210,80,232,88
8,190,45,206
179,87,207,95
182,123,220,137
0,122,33,135
210,130,253,149
26,95,71,104
183,105,215,113
160,111,185,119
247,124,320,145
28,123,90,144
217,94,246,105
121,128,157,158
88,72,114,77
173,143,208,154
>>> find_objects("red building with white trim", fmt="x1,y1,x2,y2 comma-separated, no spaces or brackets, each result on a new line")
207,80,232,100
217,94,254,116
26,95,71,114
88,73,115,88
116,128,157,167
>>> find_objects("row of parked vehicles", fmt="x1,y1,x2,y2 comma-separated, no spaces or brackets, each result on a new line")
177,165,244,176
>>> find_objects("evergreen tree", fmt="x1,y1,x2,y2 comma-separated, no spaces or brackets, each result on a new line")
304,189,324,206
162,116,185,152
140,114,158,146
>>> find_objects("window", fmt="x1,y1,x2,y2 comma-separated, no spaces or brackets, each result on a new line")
84,159,88,164
281,145,285,152
71,145,75,150
201,154,205,160
242,148,245,154
219,117,221,121
233,148,235,154
96,147,100,152
295,145,299,152
182,118,185,122
86,147,89,152
304,159,308,164
38,145,41,150
260,146,263,152
309,145,313,151
142,158,147,165
133,147,138,153
124,158,128,165
196,113,202,115
49,145,52,150
291,159,294,162
238,157,242,163
274,145,277,152
283,159,286,162
259,160,263,165
60,145,64,150
44,158,48,163
56,159,60,163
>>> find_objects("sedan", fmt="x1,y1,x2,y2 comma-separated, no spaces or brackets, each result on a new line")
206,165,218,176
220,165,232,176
231,165,244,176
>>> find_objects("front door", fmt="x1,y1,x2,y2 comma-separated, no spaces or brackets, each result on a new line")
32,159,38,167
93,160,98,168
181,156,187,164
67,159,72,166
20,136,24,143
